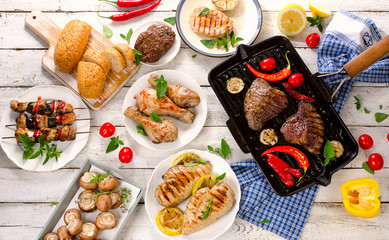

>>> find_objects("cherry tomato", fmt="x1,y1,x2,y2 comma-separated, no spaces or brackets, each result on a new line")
119,147,133,163
306,33,320,48
260,58,276,71
288,73,305,88
368,153,384,171
33,130,41,138
387,133,389,141
99,122,115,138
358,134,374,150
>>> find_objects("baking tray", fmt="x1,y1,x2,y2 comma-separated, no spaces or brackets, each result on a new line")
208,36,359,196
37,159,144,239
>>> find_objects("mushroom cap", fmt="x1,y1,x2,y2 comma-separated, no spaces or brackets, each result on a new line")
96,211,117,230
78,190,97,212
43,232,59,240
109,192,122,209
96,194,112,212
57,225,73,239
64,208,82,225
67,218,83,235
78,222,99,240
79,172,98,190
98,176,119,191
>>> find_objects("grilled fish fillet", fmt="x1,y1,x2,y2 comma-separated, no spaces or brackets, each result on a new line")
281,101,325,154
155,163,212,207
182,180,235,235
189,7,233,38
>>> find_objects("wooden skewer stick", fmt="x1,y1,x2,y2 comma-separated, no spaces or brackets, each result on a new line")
4,118,93,127
2,132,90,140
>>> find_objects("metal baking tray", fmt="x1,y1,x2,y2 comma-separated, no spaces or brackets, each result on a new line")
208,36,358,196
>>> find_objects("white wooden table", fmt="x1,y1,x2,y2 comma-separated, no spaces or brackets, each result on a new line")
0,0,388,239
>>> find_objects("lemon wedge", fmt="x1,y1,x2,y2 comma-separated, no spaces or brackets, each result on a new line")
171,152,200,166
156,207,184,236
277,3,307,36
192,174,217,196
308,1,331,18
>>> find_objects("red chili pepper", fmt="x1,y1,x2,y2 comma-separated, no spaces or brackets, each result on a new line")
266,154,301,187
57,100,65,111
246,52,291,81
55,129,61,141
50,101,55,114
33,129,41,139
100,0,155,7
262,146,309,174
32,102,38,115
55,115,62,125
98,0,161,21
282,82,315,102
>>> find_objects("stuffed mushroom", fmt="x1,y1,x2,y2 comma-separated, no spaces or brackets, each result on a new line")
67,218,83,235
96,211,117,230
78,222,99,240
98,176,119,191
96,194,112,212
43,232,59,240
78,190,97,212
64,208,82,225
57,225,73,239
109,192,122,209
79,172,98,190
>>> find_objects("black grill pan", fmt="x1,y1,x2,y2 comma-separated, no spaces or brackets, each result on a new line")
208,36,359,196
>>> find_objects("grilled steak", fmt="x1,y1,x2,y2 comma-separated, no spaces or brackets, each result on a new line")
189,7,233,38
155,163,212,207
244,78,288,131
281,101,325,154
182,180,235,235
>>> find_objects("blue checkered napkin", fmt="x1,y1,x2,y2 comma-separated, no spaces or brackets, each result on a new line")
318,9,389,113
230,160,318,240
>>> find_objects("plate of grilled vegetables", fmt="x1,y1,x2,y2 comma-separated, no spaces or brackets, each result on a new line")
176,0,262,57
0,85,90,171
122,70,207,151
145,149,241,239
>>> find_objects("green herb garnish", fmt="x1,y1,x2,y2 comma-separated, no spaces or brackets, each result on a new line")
378,196,382,201
199,8,210,17
192,54,197,58
154,74,167,99
364,107,371,114
106,136,124,153
18,134,62,165
354,96,361,110
132,49,143,66
150,112,162,123
103,25,113,39
50,202,59,206
230,31,244,47
120,28,133,42
164,17,176,25
200,197,213,220
323,140,336,166
339,129,343,136
258,219,271,223
307,16,323,32
375,112,388,123
207,138,231,159
379,105,383,109
362,161,374,174
136,122,147,136
196,158,208,164
215,172,226,184
184,162,198,167
200,39,215,48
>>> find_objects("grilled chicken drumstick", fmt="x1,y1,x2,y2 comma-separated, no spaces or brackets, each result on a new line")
15,126,76,143
10,100,75,115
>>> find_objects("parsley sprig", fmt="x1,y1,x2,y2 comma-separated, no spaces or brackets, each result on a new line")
307,16,323,32
154,74,167,99
106,136,124,153
200,197,213,220
208,139,231,159
18,134,62,165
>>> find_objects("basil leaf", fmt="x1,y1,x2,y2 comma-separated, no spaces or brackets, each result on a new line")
379,105,383,109
150,112,162,123
197,158,208,164
221,139,231,158
103,25,113,39
23,148,34,160
50,202,59,206
307,17,315,23
323,140,335,166
18,133,34,147
215,172,226,184
192,54,197,58
29,149,42,159
362,161,374,174
42,154,50,165
375,112,389,123
200,39,215,48
126,28,133,41
39,135,45,148
207,145,214,151
258,219,271,223
198,8,210,17
120,34,126,39
136,122,147,136
184,162,198,167
154,74,167,99
106,136,120,153
164,17,176,25
132,49,143,66
354,96,361,110
378,196,382,201
363,107,371,114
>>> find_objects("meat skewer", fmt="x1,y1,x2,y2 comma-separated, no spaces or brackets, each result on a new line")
5,113,91,129
10,100,85,115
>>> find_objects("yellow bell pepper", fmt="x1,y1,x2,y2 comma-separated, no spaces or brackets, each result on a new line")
341,178,380,218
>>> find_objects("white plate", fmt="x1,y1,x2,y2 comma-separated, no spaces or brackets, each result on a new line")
0,85,90,171
122,70,207,151
130,21,181,66
176,0,262,57
145,149,241,240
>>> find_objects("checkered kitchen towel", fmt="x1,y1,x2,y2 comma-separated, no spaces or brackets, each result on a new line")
318,9,389,113
230,160,318,240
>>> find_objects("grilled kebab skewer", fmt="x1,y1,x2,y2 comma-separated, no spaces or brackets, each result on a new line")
10,100,84,115
14,126,77,143
6,113,90,129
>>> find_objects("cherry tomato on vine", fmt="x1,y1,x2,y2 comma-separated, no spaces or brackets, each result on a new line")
260,58,276,71
119,147,133,163
100,122,116,138
288,73,305,88
368,153,384,171
306,33,320,48
358,134,374,150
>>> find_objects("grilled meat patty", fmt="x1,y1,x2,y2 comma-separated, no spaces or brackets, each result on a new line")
189,7,233,38
244,78,288,131
281,101,325,154
155,163,212,207
182,180,235,235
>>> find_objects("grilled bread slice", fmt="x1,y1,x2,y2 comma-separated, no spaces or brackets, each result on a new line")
102,47,126,73
77,61,106,99
81,48,111,74
189,7,233,38
113,44,135,67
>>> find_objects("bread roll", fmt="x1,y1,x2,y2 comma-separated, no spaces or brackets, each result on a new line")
102,47,126,73
54,20,92,72
113,44,135,67
82,48,111,74
77,61,106,99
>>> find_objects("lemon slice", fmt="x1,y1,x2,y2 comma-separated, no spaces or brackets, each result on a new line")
172,152,200,166
277,3,307,36
156,207,184,236
192,174,217,196
308,1,331,18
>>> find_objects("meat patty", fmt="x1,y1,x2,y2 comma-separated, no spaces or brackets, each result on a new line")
134,24,175,63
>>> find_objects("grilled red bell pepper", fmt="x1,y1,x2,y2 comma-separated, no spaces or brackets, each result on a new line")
262,146,309,175
246,52,291,81
98,0,161,21
266,154,302,187
99,0,155,7
282,82,315,102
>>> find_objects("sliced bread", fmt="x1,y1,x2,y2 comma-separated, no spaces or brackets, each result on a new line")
81,48,111,74
113,43,135,67
102,47,126,73
77,61,106,99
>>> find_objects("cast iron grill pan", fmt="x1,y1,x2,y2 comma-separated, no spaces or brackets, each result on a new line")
208,36,358,196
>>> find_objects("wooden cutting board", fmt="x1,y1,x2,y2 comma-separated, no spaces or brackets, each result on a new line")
25,10,140,111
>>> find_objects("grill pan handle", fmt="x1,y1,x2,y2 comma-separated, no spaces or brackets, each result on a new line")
343,35,389,79
226,119,250,154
